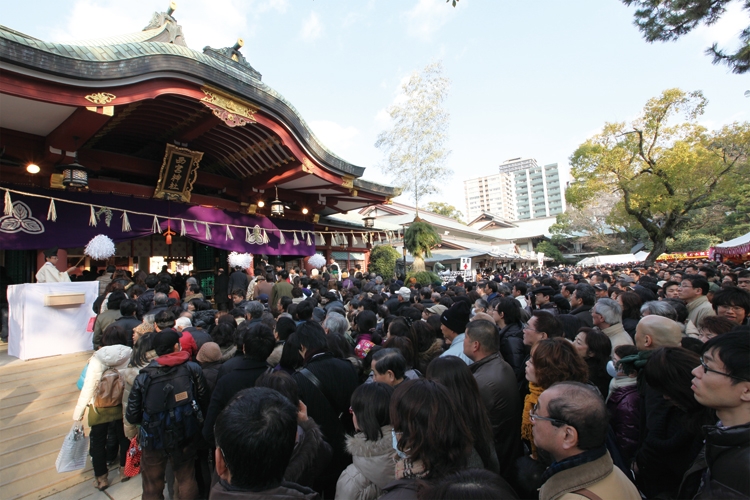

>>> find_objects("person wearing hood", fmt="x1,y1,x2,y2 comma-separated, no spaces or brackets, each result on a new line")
336,383,396,500
126,329,209,500
73,326,133,491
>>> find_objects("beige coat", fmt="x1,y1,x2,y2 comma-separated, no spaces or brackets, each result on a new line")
335,425,396,500
539,451,640,500
601,323,633,356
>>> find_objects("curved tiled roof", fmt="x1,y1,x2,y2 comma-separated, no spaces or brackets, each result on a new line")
0,23,398,197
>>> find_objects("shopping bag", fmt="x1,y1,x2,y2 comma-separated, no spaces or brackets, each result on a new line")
124,435,141,477
55,423,89,473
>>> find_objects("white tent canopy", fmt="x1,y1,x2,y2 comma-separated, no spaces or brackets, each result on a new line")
715,231,750,248
577,251,648,266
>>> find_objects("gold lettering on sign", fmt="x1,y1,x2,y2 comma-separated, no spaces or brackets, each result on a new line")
85,92,116,105
154,144,203,203
341,175,354,189
200,86,258,127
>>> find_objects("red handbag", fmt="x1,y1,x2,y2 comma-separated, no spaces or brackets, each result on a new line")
124,436,141,477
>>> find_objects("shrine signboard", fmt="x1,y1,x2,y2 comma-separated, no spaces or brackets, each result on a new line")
153,144,203,203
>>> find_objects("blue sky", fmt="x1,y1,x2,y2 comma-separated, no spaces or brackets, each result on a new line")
1,0,747,214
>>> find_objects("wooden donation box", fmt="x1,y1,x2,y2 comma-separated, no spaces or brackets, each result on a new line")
7,282,98,360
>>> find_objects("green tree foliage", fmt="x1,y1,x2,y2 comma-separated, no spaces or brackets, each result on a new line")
404,219,442,273
666,232,721,252
535,241,566,264
406,270,442,286
567,88,750,266
375,62,452,212
621,0,750,74
426,202,464,222
368,244,400,280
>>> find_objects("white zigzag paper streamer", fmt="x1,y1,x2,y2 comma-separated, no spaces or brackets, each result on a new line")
293,231,299,245
205,223,212,241
3,190,12,216
180,219,186,236
225,225,234,241
306,231,312,245
279,231,286,244
47,199,57,221
89,205,97,226
152,216,160,233
121,211,131,232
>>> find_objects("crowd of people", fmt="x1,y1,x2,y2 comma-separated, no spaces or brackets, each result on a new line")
73,259,750,499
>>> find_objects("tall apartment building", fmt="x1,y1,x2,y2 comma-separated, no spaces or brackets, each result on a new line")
464,158,564,221
463,172,516,221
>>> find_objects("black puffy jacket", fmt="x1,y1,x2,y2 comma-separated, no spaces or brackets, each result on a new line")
498,322,527,384
125,356,209,432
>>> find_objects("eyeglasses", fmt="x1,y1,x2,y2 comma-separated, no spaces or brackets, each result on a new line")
717,305,746,313
699,356,750,382
529,403,569,427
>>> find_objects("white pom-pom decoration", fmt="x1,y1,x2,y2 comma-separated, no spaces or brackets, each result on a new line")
228,252,253,269
308,253,326,268
84,234,116,260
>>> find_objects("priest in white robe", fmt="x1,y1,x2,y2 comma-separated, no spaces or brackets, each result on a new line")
35,247,76,283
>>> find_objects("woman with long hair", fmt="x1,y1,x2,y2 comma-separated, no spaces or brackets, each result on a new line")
618,291,642,339
490,297,526,384
411,320,442,374
380,379,474,499
639,347,714,498
572,327,612,397
426,357,500,475
336,383,396,500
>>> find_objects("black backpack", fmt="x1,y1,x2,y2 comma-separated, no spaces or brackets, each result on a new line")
139,364,203,451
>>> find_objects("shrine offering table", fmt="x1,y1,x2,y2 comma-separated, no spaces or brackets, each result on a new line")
8,282,97,360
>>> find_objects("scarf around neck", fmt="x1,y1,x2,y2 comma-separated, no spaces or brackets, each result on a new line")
395,457,427,480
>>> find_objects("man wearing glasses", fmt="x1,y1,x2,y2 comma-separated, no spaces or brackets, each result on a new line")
532,382,640,500
679,332,750,498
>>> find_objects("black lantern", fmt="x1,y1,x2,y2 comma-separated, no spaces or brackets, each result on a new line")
363,215,375,228
61,156,88,188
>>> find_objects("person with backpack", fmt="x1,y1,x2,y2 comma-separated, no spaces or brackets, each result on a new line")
73,325,132,491
126,329,209,500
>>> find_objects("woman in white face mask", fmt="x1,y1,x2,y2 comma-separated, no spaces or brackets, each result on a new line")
605,344,641,466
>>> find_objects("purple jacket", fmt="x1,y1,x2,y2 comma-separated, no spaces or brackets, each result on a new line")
607,383,641,464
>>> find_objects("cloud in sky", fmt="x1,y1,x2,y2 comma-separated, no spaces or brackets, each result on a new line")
49,0,287,50
404,0,459,41
301,11,323,41
693,1,748,47
309,120,359,154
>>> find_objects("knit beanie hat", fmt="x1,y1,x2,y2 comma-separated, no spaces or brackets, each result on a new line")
441,300,472,334
196,342,222,364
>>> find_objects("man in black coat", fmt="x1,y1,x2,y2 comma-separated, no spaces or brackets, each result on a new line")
214,267,230,311
292,322,359,498
464,320,522,480
113,299,142,346
227,266,249,301
569,283,596,328
202,322,275,447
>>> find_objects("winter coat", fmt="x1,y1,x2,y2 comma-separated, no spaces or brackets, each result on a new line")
601,323,633,356
379,479,420,500
622,317,639,340
227,270,249,297
635,385,705,499
570,304,594,328
125,353,210,431
498,322,527,384
539,450,640,500
270,281,294,311
469,352,522,479
185,327,212,352
199,360,222,393
678,422,750,499
285,417,333,488
214,272,230,304
335,426,396,500
92,309,122,349
209,479,319,499
293,353,360,489
120,349,158,438
73,344,133,421
606,380,640,465
203,357,271,447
